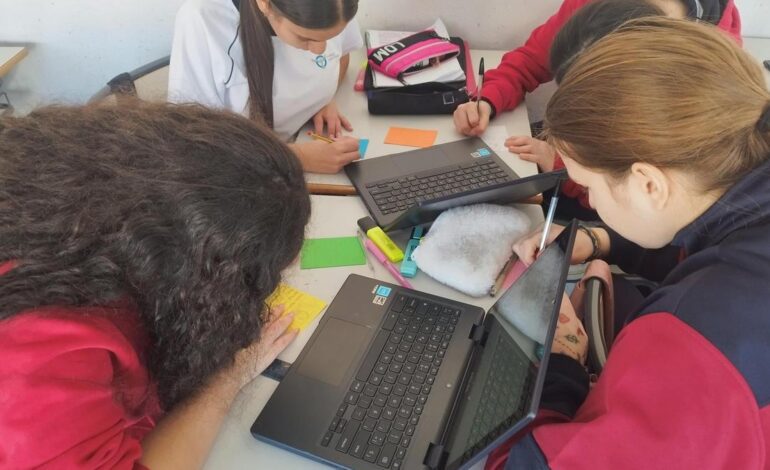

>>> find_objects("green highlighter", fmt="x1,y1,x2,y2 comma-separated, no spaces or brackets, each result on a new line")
300,236,367,269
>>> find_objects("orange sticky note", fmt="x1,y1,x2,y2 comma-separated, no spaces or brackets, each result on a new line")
384,127,438,148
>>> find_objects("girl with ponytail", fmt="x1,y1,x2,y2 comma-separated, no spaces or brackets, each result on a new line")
169,0,362,173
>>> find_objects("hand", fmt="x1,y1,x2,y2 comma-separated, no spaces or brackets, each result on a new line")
231,306,298,389
294,137,361,173
453,100,492,136
312,101,353,139
512,223,605,266
505,136,557,172
551,293,588,364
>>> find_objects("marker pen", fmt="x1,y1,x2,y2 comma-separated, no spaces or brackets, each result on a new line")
400,226,423,278
357,216,404,263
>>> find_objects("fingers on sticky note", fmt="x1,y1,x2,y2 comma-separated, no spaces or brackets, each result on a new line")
267,284,327,331
384,127,438,148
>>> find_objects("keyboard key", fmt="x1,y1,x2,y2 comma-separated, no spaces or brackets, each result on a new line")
406,424,416,436
389,363,402,374
382,406,397,421
370,374,383,386
380,383,394,395
336,403,348,417
360,396,373,409
375,363,389,375
321,430,333,447
400,436,411,448
374,394,388,408
357,331,391,382
370,431,386,447
329,417,340,431
363,417,377,432
345,392,359,405
382,312,399,331
335,420,360,453
368,406,383,419
393,417,407,432
336,418,347,433
394,384,407,396
403,394,417,407
350,430,371,458
376,420,392,433
364,445,380,463
388,396,402,408
352,407,367,421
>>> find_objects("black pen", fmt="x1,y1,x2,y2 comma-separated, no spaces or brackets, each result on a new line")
477,57,485,114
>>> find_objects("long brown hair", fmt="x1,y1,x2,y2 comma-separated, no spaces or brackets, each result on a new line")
238,0,359,125
545,17,770,192
0,102,310,409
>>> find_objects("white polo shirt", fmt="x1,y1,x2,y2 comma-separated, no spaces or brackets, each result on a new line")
168,0,363,140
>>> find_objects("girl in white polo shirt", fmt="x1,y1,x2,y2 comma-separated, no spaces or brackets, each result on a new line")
169,0,363,173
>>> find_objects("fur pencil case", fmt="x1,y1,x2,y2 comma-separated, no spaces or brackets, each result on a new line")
412,204,531,297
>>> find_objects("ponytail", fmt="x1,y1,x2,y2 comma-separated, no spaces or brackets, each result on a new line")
239,0,275,126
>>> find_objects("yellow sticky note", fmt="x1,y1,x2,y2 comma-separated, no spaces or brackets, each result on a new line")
267,284,327,331
384,127,438,148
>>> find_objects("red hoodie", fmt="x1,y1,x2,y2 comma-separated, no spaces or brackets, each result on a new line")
481,0,742,208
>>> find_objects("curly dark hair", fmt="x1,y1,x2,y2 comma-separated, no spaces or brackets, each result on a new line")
0,102,310,409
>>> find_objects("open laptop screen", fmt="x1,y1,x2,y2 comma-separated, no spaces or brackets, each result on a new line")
442,222,576,470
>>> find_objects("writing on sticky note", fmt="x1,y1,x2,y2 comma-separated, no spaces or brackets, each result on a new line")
267,284,327,330
359,138,369,158
384,127,438,148
300,236,367,269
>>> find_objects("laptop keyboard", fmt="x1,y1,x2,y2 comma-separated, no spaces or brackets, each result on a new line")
365,159,512,215
321,294,461,469
463,335,535,460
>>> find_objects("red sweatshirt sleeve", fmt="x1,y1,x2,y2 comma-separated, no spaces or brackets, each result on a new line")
497,313,765,469
0,311,159,469
481,0,587,114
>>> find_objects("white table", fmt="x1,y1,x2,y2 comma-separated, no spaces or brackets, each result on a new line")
203,49,541,470
301,49,538,186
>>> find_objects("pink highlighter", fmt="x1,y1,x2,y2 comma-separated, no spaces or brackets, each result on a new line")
364,238,413,289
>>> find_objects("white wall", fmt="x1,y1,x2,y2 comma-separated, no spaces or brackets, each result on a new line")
1,0,769,115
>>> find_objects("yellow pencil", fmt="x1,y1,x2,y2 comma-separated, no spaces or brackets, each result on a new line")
307,131,334,144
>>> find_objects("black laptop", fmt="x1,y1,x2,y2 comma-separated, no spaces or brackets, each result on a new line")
251,222,577,469
345,137,564,231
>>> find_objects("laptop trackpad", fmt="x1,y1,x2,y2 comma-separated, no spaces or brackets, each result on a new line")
297,318,370,387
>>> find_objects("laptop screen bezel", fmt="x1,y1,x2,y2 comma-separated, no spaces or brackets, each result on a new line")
440,221,578,470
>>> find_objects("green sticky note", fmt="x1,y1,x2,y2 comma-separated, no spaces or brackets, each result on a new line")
300,236,367,269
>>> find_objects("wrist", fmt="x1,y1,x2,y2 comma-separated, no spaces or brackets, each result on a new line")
577,223,604,263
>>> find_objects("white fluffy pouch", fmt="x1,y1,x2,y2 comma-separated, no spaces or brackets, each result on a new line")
412,204,531,297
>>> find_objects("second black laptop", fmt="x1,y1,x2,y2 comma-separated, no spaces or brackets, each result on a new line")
345,137,563,231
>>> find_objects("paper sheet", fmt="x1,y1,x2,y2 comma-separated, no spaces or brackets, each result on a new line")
267,284,327,331
384,127,438,148
482,125,512,158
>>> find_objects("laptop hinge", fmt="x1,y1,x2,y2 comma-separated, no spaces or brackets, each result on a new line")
423,442,448,470
468,322,488,347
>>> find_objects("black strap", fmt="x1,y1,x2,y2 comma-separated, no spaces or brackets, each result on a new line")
231,0,240,9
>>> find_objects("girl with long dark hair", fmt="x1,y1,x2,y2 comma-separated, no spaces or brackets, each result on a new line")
169,0,362,173
0,102,311,468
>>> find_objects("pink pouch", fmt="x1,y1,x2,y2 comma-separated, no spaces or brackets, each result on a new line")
367,30,461,82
